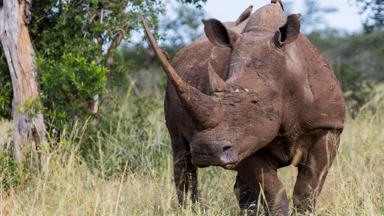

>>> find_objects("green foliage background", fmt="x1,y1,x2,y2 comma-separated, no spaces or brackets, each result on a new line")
0,52,12,119
353,0,384,32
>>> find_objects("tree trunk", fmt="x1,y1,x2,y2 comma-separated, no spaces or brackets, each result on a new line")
0,0,47,166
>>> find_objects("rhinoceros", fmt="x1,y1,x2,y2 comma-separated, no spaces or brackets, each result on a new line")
142,1,345,215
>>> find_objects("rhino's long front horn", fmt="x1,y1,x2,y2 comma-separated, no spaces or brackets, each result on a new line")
141,17,223,129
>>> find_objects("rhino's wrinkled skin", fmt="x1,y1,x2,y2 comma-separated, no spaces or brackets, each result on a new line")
143,2,345,215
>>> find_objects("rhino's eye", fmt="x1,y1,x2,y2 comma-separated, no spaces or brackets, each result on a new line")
246,58,265,69
251,99,258,104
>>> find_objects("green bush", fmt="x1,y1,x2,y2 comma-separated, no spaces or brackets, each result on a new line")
0,145,39,192
37,53,106,129
0,152,19,191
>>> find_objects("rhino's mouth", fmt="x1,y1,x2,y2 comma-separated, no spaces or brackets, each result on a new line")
223,162,237,170
194,161,238,170
191,152,239,170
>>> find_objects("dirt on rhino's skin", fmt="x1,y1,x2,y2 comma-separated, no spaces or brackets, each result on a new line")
143,1,345,215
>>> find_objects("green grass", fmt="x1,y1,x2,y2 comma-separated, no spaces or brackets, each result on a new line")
0,88,383,216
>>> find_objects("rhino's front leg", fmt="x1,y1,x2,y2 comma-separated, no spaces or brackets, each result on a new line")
171,135,199,205
234,174,261,214
293,129,341,214
237,154,289,216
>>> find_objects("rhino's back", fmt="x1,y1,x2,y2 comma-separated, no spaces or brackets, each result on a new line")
296,34,346,129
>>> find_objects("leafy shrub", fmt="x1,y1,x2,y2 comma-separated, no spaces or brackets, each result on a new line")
0,152,20,191
0,146,38,191
37,53,106,129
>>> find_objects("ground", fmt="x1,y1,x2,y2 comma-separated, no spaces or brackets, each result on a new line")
0,94,383,215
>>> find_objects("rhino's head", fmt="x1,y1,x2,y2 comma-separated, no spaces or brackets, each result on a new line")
142,4,301,169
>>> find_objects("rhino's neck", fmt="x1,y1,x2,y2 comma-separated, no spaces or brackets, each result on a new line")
243,4,286,33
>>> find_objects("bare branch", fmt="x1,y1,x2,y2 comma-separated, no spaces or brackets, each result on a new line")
105,28,127,69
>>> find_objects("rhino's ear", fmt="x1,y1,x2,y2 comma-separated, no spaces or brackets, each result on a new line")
203,19,239,48
273,14,301,47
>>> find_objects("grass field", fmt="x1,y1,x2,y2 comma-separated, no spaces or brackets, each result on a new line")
0,90,383,216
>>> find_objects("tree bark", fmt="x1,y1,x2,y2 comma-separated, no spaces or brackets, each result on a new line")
0,0,47,166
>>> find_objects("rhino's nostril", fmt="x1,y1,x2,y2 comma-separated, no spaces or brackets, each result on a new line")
222,145,232,153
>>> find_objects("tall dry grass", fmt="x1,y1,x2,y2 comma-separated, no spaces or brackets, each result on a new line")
0,88,383,216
